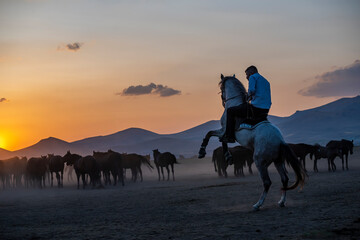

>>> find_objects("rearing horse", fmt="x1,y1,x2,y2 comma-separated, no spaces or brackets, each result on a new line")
198,74,306,210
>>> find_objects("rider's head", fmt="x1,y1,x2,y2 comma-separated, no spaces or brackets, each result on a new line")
245,65,258,80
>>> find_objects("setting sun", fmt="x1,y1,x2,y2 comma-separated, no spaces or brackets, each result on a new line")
0,136,6,149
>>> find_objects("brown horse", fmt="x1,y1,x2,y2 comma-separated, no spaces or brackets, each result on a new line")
121,153,153,182
232,146,253,177
48,154,65,188
288,143,317,171
75,156,102,189
312,144,341,172
326,139,354,170
212,147,228,177
212,146,253,178
26,156,48,188
152,149,178,181
0,156,27,188
63,151,101,189
93,150,124,186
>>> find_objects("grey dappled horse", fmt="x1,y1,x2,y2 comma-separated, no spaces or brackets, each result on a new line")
198,74,306,210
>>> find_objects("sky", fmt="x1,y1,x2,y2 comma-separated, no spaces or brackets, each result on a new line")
0,0,359,151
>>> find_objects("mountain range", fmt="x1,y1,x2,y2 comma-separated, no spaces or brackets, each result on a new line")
1,95,359,159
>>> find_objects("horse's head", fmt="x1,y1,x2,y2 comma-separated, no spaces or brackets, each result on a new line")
63,151,81,166
219,74,247,105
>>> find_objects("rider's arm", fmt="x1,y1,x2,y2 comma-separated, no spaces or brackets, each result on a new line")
248,76,256,98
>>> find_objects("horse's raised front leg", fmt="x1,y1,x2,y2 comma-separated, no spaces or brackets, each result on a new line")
253,162,272,211
198,130,222,158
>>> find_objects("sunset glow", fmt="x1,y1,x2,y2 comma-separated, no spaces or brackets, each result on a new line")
1,0,359,151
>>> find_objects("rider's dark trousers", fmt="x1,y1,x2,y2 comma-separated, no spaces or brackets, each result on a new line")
225,104,269,138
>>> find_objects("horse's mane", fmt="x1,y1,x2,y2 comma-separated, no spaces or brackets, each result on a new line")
219,76,247,103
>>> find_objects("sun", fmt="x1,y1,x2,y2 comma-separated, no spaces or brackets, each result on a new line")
0,136,7,149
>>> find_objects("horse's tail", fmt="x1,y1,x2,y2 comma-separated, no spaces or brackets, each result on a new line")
281,143,307,191
141,156,154,170
173,154,180,164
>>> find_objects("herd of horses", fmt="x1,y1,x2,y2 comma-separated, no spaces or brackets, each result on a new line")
0,149,177,190
212,139,354,178
0,138,354,191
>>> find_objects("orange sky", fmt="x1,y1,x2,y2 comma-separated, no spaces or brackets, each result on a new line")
0,1,359,151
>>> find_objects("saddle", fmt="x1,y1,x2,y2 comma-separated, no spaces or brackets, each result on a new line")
234,115,269,130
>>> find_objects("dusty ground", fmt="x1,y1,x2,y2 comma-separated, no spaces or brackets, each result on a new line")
1,147,360,240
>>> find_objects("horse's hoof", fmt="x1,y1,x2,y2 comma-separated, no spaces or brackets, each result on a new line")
278,201,285,208
252,204,260,211
198,148,206,158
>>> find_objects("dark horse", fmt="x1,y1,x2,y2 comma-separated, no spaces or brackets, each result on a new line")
121,153,153,182
26,156,48,188
152,149,178,181
48,154,65,188
288,143,317,171
312,144,339,172
93,150,124,187
212,146,253,178
63,151,102,189
326,139,354,170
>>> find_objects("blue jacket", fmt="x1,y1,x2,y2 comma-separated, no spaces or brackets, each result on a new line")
248,73,272,109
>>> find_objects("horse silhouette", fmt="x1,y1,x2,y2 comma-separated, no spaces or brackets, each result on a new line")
121,153,153,182
63,151,101,189
312,144,339,172
152,149,178,181
0,156,27,188
326,139,354,170
212,146,253,178
198,74,306,210
93,150,124,186
288,143,317,171
26,156,48,188
48,154,65,188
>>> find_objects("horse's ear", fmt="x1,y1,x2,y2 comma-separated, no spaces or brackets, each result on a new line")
221,74,224,80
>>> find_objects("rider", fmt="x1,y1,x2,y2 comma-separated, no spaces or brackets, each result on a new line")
220,65,272,143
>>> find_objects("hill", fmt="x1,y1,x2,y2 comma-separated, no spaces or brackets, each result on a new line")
1,96,359,159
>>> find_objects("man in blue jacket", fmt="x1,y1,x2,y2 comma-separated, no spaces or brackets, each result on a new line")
221,65,272,143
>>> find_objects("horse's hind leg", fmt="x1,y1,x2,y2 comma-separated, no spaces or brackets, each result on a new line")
156,166,160,181
60,170,64,187
56,172,60,187
171,164,175,181
165,166,170,181
274,161,289,207
50,172,53,187
160,167,165,181
138,167,143,182
253,163,272,211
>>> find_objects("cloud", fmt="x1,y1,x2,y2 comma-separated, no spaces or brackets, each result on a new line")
119,83,181,97
57,42,84,52
298,60,360,98
0,98,8,103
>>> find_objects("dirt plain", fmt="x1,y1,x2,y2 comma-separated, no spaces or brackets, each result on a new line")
1,147,360,240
